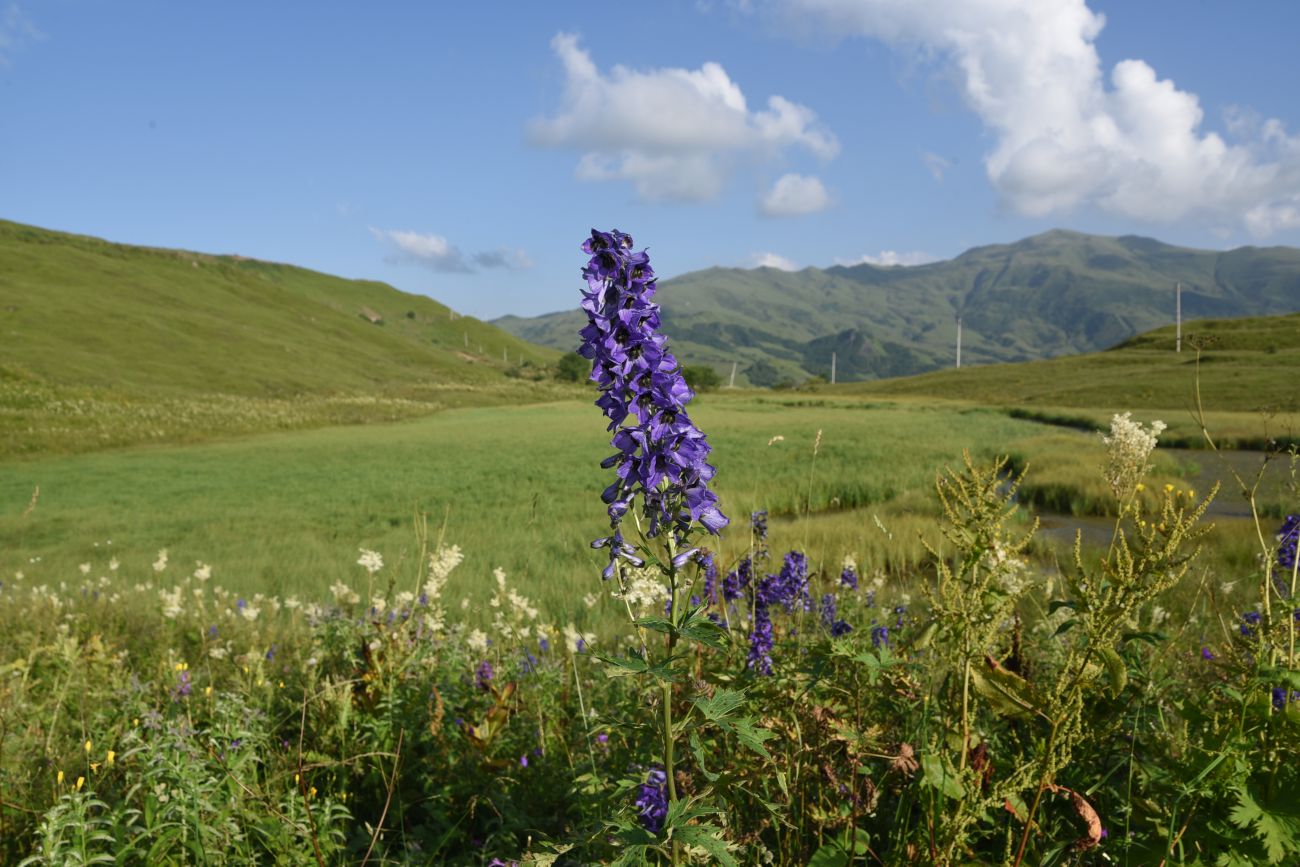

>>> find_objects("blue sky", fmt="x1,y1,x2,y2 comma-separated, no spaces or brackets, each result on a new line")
4,0,1300,319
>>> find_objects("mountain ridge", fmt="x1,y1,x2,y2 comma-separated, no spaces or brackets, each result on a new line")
495,229,1300,384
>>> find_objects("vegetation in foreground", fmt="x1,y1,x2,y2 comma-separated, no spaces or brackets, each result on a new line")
4,228,1299,866
2,437,1298,865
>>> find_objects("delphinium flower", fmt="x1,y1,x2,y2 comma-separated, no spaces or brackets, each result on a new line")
578,229,727,580
1272,687,1300,711
475,659,494,691
751,510,769,557
1240,610,1262,638
1275,514,1298,597
871,625,890,649
722,557,752,602
634,768,670,834
839,555,859,591
747,606,774,675
820,593,852,637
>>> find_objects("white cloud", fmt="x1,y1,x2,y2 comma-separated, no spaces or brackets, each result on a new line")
530,32,838,204
760,173,832,216
768,0,1300,235
922,151,950,181
0,2,42,66
836,249,937,267
370,228,532,274
749,252,799,270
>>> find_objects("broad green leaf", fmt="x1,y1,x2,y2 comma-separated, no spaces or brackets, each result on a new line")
692,688,746,723
970,663,1036,720
731,716,775,760
689,732,720,783
806,843,849,867
672,823,738,867
632,617,674,635
920,754,965,800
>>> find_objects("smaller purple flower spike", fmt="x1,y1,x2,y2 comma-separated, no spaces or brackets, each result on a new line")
475,659,494,691
635,768,670,834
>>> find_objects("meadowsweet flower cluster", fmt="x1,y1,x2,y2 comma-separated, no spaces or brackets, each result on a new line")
1101,411,1166,501
577,229,727,577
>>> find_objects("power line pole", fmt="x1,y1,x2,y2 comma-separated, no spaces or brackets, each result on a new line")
830,351,837,385
728,361,737,389
956,317,963,369
1176,282,1182,353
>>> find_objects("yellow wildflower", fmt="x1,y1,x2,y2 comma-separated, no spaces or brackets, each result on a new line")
57,770,64,785
84,739,93,753
106,751,116,766
76,776,84,791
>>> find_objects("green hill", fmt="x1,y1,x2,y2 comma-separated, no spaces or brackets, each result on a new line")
0,220,562,456
496,229,1300,384
841,312,1300,411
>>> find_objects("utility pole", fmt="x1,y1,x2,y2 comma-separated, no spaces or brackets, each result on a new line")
728,361,737,389
1176,282,1182,353
956,317,963,369
463,332,468,348
830,351,836,385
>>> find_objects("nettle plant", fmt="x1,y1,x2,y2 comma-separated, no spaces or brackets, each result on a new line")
576,229,771,865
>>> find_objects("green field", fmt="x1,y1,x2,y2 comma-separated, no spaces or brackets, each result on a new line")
0,396,1066,620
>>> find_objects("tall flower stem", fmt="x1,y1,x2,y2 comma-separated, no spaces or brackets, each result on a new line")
662,535,682,866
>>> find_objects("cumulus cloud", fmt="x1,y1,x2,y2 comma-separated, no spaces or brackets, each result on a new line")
760,173,832,216
530,32,838,205
768,0,1300,235
370,228,532,274
836,249,937,267
749,252,799,270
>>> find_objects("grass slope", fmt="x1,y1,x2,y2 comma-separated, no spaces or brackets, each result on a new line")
496,229,1300,384
0,220,565,456
839,312,1300,448
0,219,556,397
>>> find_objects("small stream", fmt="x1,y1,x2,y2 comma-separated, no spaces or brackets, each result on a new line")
1035,447,1296,549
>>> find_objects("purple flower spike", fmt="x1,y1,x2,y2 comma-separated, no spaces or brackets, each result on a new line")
635,767,670,834
578,229,728,578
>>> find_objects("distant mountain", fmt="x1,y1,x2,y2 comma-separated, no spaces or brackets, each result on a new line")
494,229,1300,384
0,219,557,398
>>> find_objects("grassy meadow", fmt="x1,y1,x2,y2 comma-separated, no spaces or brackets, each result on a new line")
4,237,1300,866
1,395,1062,620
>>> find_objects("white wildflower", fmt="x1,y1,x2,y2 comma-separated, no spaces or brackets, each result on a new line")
108,557,119,572
423,545,463,601
612,565,670,616
239,604,260,622
356,548,384,576
208,645,228,660
563,623,596,653
583,592,599,609
423,609,446,636
193,562,212,582
467,628,489,654
283,597,301,610
371,596,387,614
394,591,415,609
330,581,360,605
1102,412,1167,500
78,563,91,575
159,586,184,619
153,550,169,573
